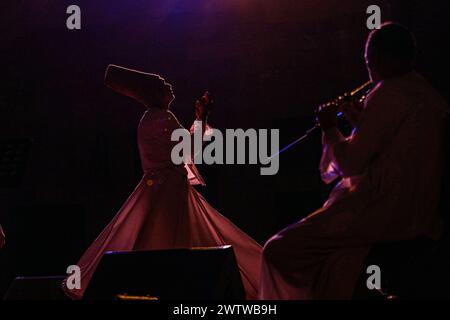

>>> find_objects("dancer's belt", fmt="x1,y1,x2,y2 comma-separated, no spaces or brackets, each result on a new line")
143,162,187,176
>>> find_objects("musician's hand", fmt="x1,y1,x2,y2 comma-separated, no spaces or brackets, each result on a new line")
316,102,338,131
341,99,363,128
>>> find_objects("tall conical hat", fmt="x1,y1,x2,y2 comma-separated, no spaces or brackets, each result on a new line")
104,64,166,107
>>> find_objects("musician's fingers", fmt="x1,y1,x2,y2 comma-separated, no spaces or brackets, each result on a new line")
318,104,331,114
337,100,349,113
346,105,359,118
342,100,361,115
349,100,360,110
355,99,364,111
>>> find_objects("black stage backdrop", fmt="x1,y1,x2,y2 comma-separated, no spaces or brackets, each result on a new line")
0,0,449,296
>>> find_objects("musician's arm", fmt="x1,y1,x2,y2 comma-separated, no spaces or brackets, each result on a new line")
323,82,408,177
319,128,345,183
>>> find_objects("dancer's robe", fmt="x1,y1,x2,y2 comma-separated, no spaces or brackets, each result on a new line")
63,65,262,299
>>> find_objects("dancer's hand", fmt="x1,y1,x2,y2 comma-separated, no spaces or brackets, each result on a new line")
195,101,208,121
195,92,211,121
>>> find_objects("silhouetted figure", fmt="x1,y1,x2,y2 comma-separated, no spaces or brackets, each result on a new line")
63,65,262,300
260,22,448,299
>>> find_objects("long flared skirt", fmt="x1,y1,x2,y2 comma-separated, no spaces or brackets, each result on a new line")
63,169,262,300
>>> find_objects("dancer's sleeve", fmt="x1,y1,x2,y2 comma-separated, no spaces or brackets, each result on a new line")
164,114,207,186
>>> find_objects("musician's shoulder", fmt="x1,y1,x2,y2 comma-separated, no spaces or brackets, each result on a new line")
366,80,393,101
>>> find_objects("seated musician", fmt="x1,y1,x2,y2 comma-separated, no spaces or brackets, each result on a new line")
259,22,449,299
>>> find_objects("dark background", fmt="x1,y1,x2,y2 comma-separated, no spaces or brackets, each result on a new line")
0,0,449,296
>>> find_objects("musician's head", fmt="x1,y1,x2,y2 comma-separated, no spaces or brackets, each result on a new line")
365,22,416,83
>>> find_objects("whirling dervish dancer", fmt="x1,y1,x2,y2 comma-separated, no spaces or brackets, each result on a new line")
63,65,262,300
